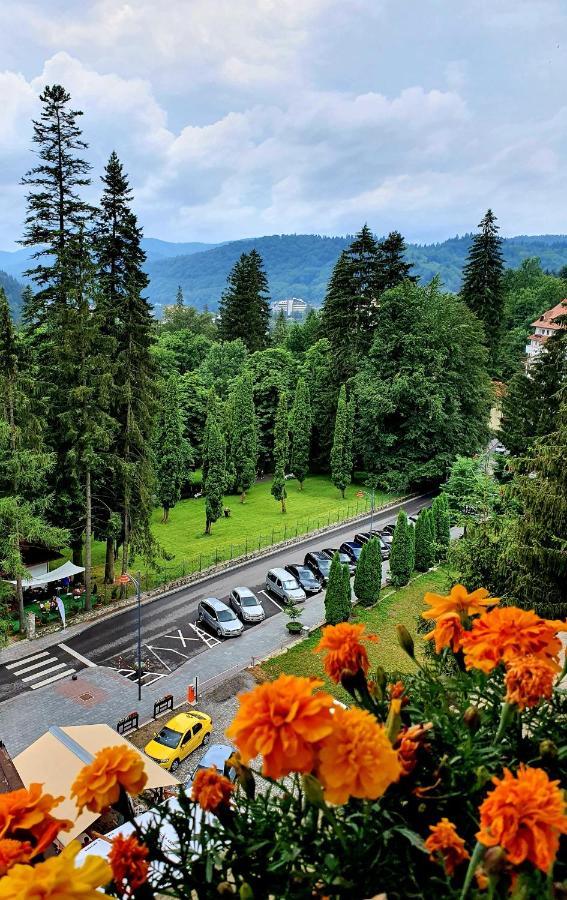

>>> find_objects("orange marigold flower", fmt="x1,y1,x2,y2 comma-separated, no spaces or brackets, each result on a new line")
422,584,498,622
389,680,409,707
315,622,377,684
460,607,565,675
226,674,334,779
71,745,148,814
191,766,234,812
317,707,401,805
0,839,33,876
424,612,464,654
0,783,72,856
109,833,149,894
395,722,433,776
425,817,470,875
477,765,567,872
504,655,556,710
0,840,111,900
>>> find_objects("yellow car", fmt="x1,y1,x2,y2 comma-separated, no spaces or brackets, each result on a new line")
144,711,213,771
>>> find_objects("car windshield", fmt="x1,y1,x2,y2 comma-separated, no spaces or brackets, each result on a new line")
154,726,182,749
338,553,350,562
218,609,236,622
318,558,332,573
283,580,299,590
241,596,257,607
294,567,311,578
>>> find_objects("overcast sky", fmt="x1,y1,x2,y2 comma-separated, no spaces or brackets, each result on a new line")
1,0,567,249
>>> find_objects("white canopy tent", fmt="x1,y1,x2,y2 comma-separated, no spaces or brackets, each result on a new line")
6,560,85,588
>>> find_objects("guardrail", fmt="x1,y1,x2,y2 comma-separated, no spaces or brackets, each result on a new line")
153,694,174,719
116,711,139,734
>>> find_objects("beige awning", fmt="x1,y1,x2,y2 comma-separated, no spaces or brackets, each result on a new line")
13,724,179,845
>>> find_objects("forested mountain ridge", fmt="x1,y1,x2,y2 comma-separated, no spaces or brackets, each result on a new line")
0,270,24,315
4,232,567,315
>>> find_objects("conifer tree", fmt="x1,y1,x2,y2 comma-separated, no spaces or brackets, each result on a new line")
415,509,435,571
289,377,312,490
330,385,353,498
431,493,451,560
218,250,271,351
319,251,355,381
272,309,288,346
375,230,415,293
201,389,220,485
354,537,381,607
407,517,415,573
175,285,184,308
324,552,347,625
0,289,18,461
389,510,412,587
460,209,505,363
204,416,226,535
340,562,353,620
499,370,539,457
271,391,289,513
94,151,156,585
154,375,192,523
226,372,258,502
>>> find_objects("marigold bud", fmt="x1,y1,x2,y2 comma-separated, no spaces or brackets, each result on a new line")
463,706,481,733
217,883,236,895
301,773,326,808
539,739,558,759
483,846,507,876
396,624,415,659
239,884,254,900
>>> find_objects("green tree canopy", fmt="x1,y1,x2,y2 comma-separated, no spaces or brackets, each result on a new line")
154,375,193,523
226,372,259,502
218,250,271,351
460,209,505,365
389,510,412,588
271,392,289,513
330,385,353,498
353,537,382,607
289,377,312,489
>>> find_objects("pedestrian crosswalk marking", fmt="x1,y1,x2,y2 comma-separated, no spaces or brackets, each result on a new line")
22,662,68,682
12,656,59,676
30,669,76,689
5,651,50,670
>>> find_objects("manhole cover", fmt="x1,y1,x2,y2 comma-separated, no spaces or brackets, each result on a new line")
79,692,94,702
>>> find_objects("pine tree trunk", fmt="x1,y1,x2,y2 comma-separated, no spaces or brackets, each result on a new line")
281,496,287,514
205,516,211,535
162,506,169,524
240,490,246,503
299,480,304,491
84,469,92,612
16,575,25,636
104,537,115,584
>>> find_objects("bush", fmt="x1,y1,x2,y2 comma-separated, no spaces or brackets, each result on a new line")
354,537,381,607
389,510,412,587
324,553,349,624
431,493,451,560
415,509,435,571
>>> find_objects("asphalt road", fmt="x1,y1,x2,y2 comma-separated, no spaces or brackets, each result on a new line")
0,494,431,701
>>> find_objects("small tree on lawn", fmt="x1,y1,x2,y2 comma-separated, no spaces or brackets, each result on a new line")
415,509,435,571
324,552,347,625
204,418,226,535
331,384,353,498
289,376,312,490
271,391,289,513
354,537,381,607
389,510,412,587
340,563,353,619
227,372,258,503
431,493,451,560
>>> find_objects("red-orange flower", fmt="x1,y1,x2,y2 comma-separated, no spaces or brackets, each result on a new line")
109,834,149,894
317,707,401,805
226,674,334,779
191,766,234,812
477,765,567,872
0,783,72,856
460,607,565,674
71,745,148,814
315,622,377,684
504,655,556,710
425,818,470,875
395,722,433,776
0,839,33,876
389,680,409,707
424,612,464,654
422,584,498,622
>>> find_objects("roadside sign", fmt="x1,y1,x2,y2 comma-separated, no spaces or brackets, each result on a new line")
355,491,365,498
117,575,130,585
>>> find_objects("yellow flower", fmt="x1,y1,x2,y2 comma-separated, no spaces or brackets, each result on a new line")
71,745,148,814
0,840,111,900
422,584,498,622
316,707,401,805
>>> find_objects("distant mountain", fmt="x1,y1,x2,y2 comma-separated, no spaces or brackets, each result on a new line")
0,270,24,316
3,232,567,317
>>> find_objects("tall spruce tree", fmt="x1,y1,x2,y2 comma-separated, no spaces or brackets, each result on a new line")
175,285,184,308
94,151,156,586
353,537,381,607
0,289,18,464
375,230,415,293
271,308,288,347
431,493,451,560
204,416,226,535
460,209,505,363
226,372,259,502
330,385,353,498
154,375,192,523
414,509,435,571
324,552,348,625
340,562,353,620
289,377,312,490
218,250,271,351
389,510,412,587
271,391,289,513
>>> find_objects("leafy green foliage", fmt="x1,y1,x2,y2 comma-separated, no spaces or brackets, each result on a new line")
226,372,259,501
353,537,381,606
324,552,349,625
414,509,435,571
431,493,451,560
154,375,193,522
330,385,353,498
203,414,226,535
443,455,501,525
289,377,312,489
271,392,289,513
389,510,413,588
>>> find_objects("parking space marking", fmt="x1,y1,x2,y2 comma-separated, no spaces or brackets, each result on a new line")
189,622,221,648
260,589,283,611
145,645,173,672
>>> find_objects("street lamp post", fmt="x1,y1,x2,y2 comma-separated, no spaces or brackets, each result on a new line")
118,571,142,702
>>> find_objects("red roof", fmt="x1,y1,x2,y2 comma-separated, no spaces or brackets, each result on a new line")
530,301,567,330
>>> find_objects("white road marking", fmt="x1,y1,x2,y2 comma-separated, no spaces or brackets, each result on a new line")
30,669,76,689
260,590,283,611
9,656,58,675
22,662,68,682
6,651,50,670
189,622,221,648
145,645,173,672
58,643,96,667
149,646,190,659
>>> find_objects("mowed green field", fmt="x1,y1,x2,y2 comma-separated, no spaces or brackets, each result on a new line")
261,568,454,699
88,476,397,586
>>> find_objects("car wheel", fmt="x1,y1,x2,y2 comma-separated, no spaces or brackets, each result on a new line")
216,625,223,637
202,733,210,746
170,759,180,772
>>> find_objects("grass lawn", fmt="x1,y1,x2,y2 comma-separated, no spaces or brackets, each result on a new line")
86,475,397,588
261,567,455,701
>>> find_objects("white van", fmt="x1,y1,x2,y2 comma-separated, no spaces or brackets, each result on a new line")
265,567,306,603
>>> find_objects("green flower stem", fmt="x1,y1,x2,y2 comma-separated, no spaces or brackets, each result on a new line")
460,840,486,900
493,701,515,744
